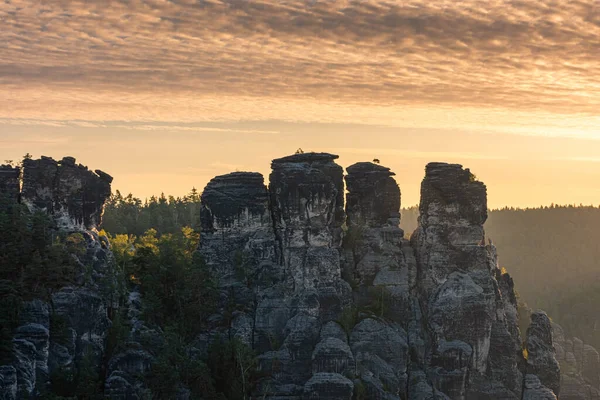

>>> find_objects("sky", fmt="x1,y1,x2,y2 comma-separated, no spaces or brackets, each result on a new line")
2,0,600,208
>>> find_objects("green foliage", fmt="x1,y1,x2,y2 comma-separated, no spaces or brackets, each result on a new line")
342,225,365,251
338,307,359,337
208,336,258,400
104,226,216,340
0,201,78,361
50,313,71,346
146,328,217,400
48,347,102,399
101,189,202,236
105,308,130,360
74,348,103,399
354,379,367,400
0,280,20,363
365,286,393,320
49,366,75,398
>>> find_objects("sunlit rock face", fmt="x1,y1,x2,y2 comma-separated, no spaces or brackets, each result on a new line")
0,165,20,203
21,156,112,230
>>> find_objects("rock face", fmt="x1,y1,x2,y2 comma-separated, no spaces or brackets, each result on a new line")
345,162,400,228
551,322,600,400
525,311,561,396
0,153,562,399
195,154,561,400
21,156,112,229
0,156,116,399
410,163,527,399
269,152,345,289
199,171,277,284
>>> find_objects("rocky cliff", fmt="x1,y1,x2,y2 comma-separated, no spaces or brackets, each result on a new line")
0,156,117,399
551,321,600,400
0,152,563,399
196,153,561,400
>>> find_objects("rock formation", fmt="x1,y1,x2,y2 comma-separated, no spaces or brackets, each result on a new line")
21,156,112,229
0,152,563,399
0,156,116,399
551,322,600,400
195,153,561,400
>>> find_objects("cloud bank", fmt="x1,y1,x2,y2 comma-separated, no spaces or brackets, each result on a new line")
2,0,600,120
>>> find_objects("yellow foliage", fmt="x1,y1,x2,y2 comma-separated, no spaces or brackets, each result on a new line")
523,348,529,360
501,267,508,275
136,229,159,253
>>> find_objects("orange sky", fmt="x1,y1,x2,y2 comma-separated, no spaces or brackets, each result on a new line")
2,0,600,208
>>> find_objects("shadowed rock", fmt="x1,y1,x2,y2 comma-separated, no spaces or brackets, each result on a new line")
21,156,112,229
198,171,279,289
0,157,115,399
409,162,525,399
269,152,345,289
200,171,270,231
345,162,400,228
526,311,561,397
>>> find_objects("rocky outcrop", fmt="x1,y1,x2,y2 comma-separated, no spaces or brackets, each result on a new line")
199,171,277,283
551,322,600,400
410,162,527,399
269,152,345,290
345,162,400,228
3,229,116,399
0,156,116,399
196,154,560,400
21,156,112,229
525,311,561,396
1,153,562,399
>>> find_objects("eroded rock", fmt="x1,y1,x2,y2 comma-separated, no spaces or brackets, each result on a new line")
21,156,112,229
526,311,561,397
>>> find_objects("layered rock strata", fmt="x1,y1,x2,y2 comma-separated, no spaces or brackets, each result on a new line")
551,322,600,400
196,154,561,400
0,156,116,399
21,156,112,229
0,153,563,399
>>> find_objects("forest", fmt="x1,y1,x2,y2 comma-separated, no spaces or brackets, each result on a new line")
0,190,259,399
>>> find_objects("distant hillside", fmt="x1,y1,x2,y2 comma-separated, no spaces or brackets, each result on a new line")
402,205,600,349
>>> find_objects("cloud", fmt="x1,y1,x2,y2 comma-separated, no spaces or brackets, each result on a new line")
0,118,279,134
333,147,511,160
2,0,600,120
